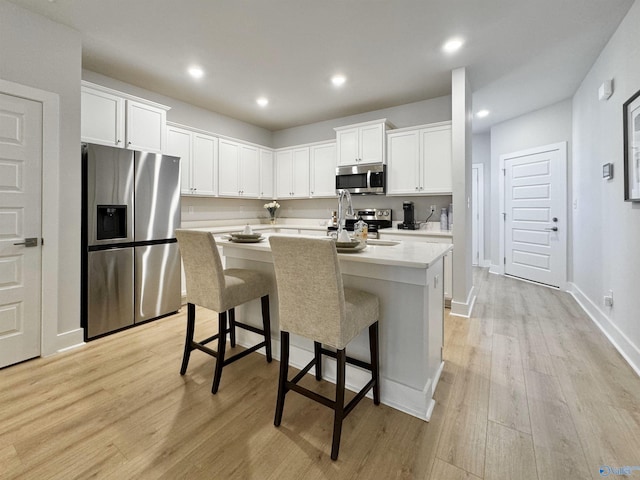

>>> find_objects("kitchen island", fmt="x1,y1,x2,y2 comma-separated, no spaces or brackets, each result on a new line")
217,234,451,421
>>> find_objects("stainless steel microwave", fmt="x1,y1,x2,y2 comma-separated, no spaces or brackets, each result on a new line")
335,164,386,195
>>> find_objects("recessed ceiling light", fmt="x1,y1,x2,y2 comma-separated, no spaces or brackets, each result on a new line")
256,97,269,107
331,75,346,87
476,109,490,118
442,38,464,54
188,66,204,79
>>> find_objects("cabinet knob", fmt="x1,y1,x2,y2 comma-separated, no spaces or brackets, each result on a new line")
128,141,132,146
116,139,121,144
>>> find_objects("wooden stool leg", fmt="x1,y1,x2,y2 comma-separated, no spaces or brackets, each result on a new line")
229,308,236,348
314,342,323,380
331,348,346,461
274,331,290,426
180,303,196,375
369,321,380,405
211,311,228,394
261,295,272,362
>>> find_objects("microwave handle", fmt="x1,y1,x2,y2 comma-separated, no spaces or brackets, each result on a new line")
366,170,371,189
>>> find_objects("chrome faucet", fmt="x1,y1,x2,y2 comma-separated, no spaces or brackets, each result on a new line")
337,189,354,235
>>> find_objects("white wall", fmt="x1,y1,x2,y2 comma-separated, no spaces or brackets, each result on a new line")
0,1,82,346
489,99,573,269
82,70,273,147
472,133,491,262
571,0,640,373
272,96,452,148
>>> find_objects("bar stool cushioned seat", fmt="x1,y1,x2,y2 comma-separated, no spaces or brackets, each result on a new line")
269,235,380,460
176,229,272,394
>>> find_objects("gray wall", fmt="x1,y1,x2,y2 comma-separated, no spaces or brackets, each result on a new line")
571,0,640,370
0,0,82,338
489,98,573,268
82,70,273,147
272,96,452,148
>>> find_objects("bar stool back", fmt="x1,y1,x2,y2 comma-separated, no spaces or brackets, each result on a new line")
176,229,272,394
269,235,380,460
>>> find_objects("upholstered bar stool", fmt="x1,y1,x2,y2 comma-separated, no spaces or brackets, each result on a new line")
175,229,272,394
269,236,380,461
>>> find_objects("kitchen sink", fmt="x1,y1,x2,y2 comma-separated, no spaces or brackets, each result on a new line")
366,239,400,246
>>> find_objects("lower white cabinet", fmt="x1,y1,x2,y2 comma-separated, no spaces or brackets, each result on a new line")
310,142,337,198
276,147,310,198
167,125,217,196
378,233,453,303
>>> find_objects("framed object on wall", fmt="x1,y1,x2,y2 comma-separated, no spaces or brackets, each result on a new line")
623,88,640,201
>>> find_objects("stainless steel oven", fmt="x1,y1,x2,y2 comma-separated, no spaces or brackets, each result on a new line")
335,164,386,195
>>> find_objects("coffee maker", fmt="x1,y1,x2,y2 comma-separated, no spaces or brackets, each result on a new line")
397,201,419,230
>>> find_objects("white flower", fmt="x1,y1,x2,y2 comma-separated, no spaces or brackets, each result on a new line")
264,201,280,210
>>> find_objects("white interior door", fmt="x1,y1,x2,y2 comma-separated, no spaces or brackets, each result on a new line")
503,145,566,288
472,166,479,266
0,92,42,368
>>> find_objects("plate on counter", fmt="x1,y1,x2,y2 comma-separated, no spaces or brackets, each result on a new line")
337,243,366,254
229,236,264,243
335,240,360,249
231,232,262,239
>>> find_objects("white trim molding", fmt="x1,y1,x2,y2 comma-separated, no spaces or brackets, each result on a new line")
450,285,477,318
569,282,640,379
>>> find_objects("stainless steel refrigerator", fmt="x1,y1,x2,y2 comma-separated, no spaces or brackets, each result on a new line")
82,143,181,339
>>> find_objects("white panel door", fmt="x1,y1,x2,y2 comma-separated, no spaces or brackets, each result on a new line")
125,100,165,153
421,125,452,193
81,86,124,147
292,147,310,198
259,149,274,199
276,150,293,198
0,93,42,368
504,147,566,287
472,167,479,266
359,123,384,164
336,128,358,166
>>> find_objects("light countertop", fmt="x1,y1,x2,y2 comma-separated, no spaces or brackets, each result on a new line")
217,233,452,269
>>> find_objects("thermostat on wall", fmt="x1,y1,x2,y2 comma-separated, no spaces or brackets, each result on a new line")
603,163,613,179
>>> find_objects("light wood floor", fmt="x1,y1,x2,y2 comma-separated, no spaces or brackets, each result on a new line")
2,269,640,479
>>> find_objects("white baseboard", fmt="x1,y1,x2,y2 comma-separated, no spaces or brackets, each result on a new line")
568,282,640,379
489,264,503,275
236,330,438,421
450,285,477,318
53,328,85,355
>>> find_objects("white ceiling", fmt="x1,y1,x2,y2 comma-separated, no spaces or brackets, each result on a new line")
8,0,635,132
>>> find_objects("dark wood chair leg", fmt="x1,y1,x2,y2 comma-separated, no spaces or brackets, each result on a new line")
229,308,236,348
261,295,272,362
274,331,290,426
369,321,380,405
180,303,196,375
331,348,346,461
314,341,323,380
211,311,228,394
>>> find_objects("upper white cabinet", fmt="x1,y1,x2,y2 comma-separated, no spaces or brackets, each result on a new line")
260,149,275,199
310,142,337,198
276,147,310,198
218,138,261,197
166,124,218,196
387,121,452,195
81,81,169,154
334,119,390,166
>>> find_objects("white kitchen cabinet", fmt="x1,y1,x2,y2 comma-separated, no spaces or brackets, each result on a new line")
334,119,390,166
378,232,453,304
259,149,274,199
276,147,310,198
167,124,217,196
218,138,260,197
386,121,452,195
310,142,337,198
81,82,169,154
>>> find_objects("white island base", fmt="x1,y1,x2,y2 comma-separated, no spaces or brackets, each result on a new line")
219,235,450,421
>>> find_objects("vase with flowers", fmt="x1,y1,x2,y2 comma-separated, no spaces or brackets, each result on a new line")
264,201,280,224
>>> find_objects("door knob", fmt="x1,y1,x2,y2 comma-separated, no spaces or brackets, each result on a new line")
552,217,558,222
545,227,558,232
14,237,38,247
